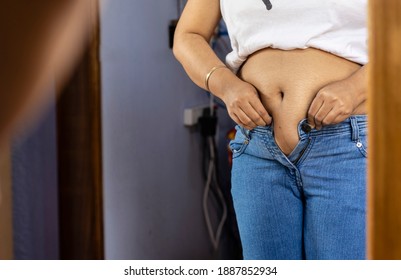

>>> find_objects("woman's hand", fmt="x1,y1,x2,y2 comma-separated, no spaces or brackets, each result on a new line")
173,0,272,131
221,80,272,130
307,65,367,130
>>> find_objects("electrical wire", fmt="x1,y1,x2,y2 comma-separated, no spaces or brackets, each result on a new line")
203,136,228,251
201,16,231,252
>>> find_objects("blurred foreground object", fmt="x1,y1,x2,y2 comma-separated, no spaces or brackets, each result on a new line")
368,0,401,259
0,143,13,259
0,0,96,146
0,0,96,259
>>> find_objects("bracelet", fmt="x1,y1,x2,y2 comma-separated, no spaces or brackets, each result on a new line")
204,65,227,92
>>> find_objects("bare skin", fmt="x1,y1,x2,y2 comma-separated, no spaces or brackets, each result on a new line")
238,48,367,154
173,0,367,155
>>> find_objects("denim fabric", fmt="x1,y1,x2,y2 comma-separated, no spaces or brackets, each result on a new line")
229,115,367,260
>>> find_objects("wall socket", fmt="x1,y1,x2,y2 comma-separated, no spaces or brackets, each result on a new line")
183,105,210,126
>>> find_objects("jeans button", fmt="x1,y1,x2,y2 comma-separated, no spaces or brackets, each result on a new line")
301,122,312,133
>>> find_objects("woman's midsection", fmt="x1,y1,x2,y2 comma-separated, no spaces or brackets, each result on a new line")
238,48,366,155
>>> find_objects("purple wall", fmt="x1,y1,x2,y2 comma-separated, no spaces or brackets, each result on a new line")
100,0,236,259
12,91,59,260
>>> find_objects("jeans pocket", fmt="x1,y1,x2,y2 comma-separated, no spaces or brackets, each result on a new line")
355,134,368,158
229,126,250,158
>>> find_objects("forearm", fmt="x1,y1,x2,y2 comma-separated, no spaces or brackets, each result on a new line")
173,33,240,100
173,0,271,129
347,64,368,110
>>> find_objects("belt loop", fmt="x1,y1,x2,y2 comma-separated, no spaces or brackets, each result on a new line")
350,116,359,142
240,126,250,139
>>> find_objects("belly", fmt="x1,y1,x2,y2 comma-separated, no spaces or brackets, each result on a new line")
238,48,366,155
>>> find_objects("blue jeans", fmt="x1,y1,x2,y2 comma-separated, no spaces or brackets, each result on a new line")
230,115,367,260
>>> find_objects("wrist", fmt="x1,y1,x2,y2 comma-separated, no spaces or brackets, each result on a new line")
207,66,238,99
347,67,367,103
205,65,227,92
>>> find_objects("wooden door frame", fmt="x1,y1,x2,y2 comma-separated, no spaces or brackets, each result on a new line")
0,143,13,260
56,0,104,260
368,0,401,259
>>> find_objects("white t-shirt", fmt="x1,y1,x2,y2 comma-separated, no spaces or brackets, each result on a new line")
220,0,368,72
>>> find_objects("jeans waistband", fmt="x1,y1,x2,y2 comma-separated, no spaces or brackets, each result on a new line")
250,115,367,141
243,115,367,168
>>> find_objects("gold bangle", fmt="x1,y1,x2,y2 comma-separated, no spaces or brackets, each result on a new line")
204,65,227,92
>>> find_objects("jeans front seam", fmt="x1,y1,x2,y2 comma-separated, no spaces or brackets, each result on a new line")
294,137,315,167
259,134,306,197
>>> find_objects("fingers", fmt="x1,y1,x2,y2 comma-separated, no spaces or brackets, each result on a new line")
235,109,258,130
230,106,267,130
321,108,340,127
229,112,250,130
249,99,272,125
312,101,331,130
308,99,339,130
242,102,271,126
225,85,272,130
235,101,271,130
308,86,354,130
307,96,324,129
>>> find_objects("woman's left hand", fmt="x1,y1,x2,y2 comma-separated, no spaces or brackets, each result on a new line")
307,65,367,130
